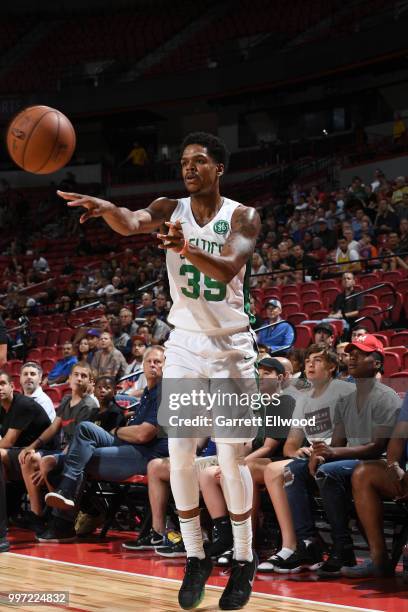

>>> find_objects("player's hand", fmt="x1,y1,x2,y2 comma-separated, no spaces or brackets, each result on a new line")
157,220,185,252
57,191,113,224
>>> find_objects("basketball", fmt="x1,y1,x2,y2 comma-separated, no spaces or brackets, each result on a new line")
6,105,76,174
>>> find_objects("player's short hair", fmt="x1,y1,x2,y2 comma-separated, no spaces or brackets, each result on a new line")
181,132,230,170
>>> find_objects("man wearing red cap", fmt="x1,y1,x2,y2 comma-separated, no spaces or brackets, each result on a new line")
284,334,401,577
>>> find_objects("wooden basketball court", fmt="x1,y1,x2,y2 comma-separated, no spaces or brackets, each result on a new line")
0,552,386,612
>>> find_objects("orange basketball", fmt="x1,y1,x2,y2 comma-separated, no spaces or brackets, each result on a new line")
6,105,76,174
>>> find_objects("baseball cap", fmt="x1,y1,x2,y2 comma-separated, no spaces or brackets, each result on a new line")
258,358,285,375
314,322,334,336
86,328,101,337
345,334,384,355
131,334,147,346
317,217,327,224
266,299,282,309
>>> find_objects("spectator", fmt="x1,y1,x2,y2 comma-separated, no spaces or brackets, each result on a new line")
291,244,318,279
370,169,385,192
76,337,91,366
258,344,354,573
391,176,408,206
250,253,267,287
138,292,154,317
119,307,138,336
395,193,408,220
20,362,55,422
315,218,337,251
285,335,400,577
257,299,295,354
18,362,98,521
85,329,101,362
313,323,335,347
96,277,116,298
393,112,406,142
118,335,147,399
374,199,400,234
329,272,363,329
399,218,408,252
343,393,408,577
122,141,148,168
91,331,128,380
335,236,360,273
32,251,50,274
155,293,170,322
144,308,171,344
336,342,352,381
38,346,167,542
110,316,131,355
44,342,77,386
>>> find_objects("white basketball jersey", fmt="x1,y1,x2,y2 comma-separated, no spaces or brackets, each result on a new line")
166,197,251,335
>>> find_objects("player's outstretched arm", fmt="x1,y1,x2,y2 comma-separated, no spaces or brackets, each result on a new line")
58,191,177,236
158,205,260,283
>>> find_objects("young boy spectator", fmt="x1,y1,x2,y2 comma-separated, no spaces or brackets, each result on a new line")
258,345,354,573
284,335,401,577
18,363,98,519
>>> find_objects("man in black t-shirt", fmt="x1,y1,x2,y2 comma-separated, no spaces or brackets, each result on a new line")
329,271,363,330
0,370,51,552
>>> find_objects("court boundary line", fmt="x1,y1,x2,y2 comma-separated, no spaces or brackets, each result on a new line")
7,552,384,612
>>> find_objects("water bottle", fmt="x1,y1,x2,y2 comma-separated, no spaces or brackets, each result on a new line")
403,543,408,583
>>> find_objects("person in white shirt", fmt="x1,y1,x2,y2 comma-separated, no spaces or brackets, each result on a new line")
20,362,56,422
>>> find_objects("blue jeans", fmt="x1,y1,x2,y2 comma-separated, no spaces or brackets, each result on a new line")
284,458,359,548
315,459,359,549
62,421,150,482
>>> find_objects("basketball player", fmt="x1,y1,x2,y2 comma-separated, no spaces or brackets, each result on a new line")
59,132,260,610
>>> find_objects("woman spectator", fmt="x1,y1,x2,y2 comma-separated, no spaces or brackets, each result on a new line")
250,253,268,288
76,337,91,366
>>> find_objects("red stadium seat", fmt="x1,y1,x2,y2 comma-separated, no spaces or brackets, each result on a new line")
282,293,300,304
282,303,301,317
309,309,329,319
34,330,47,346
303,300,323,316
26,348,42,361
295,325,313,348
11,374,21,391
321,288,339,309
43,386,63,405
287,312,308,326
9,360,23,376
360,273,380,290
359,306,383,330
300,281,319,293
46,329,59,346
319,279,339,291
301,291,321,303
390,332,408,347
383,352,401,377
363,294,379,307
384,346,406,359
372,333,389,347
41,358,56,375
403,353,408,371
41,347,57,359
58,328,74,344
381,271,402,284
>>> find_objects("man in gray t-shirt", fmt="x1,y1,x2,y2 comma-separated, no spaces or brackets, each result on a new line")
285,334,401,578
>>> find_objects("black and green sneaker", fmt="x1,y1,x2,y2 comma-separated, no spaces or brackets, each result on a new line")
178,556,213,610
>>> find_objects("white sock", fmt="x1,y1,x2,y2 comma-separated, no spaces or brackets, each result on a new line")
276,547,295,560
231,517,253,562
179,515,205,560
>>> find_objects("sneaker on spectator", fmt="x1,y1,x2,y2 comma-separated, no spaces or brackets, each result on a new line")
0,536,10,552
36,518,76,543
122,528,164,551
155,531,186,557
216,549,234,567
317,547,356,577
258,543,322,574
75,511,105,536
341,559,394,578
45,477,78,511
